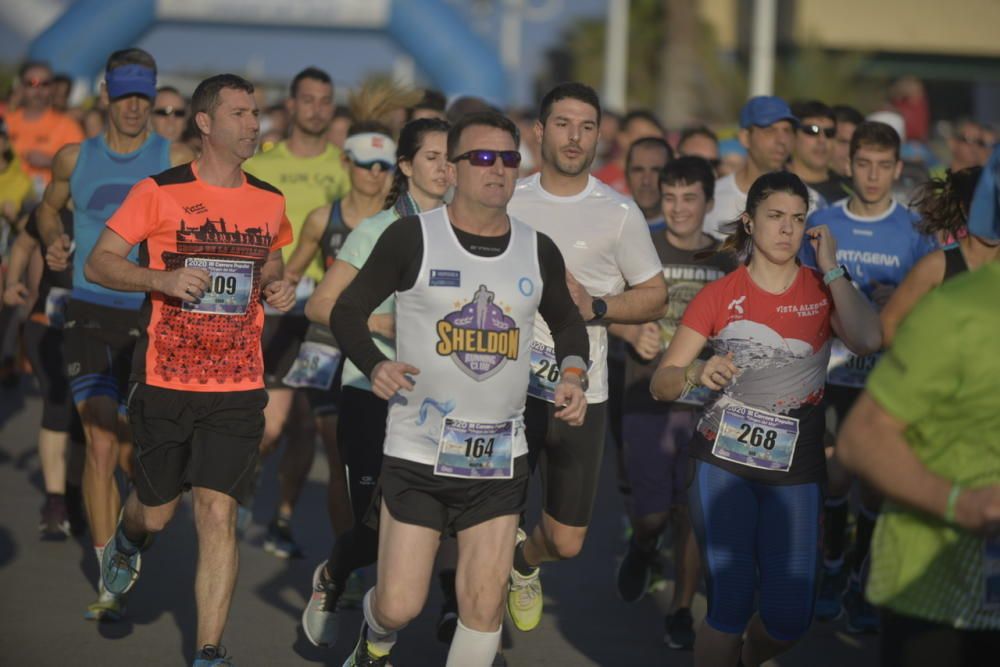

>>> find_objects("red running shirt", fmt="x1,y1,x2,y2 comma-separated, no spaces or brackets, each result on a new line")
108,162,292,392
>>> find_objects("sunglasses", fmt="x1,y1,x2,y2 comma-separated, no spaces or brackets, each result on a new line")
153,107,186,118
352,159,395,171
799,124,836,139
23,77,51,89
452,149,522,169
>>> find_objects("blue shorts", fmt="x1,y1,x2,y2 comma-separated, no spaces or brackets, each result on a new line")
688,459,823,641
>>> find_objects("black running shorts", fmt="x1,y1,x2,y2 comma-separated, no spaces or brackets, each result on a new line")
525,397,608,527
127,382,267,507
23,320,76,433
63,300,140,405
370,455,529,536
261,313,309,389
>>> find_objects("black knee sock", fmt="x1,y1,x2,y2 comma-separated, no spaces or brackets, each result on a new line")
439,569,456,601
851,506,878,580
329,524,379,588
823,495,849,567
513,541,535,576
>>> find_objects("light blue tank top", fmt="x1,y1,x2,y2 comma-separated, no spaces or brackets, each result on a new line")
70,132,172,309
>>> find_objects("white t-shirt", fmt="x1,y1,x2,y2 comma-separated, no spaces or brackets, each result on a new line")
509,173,663,403
703,172,826,240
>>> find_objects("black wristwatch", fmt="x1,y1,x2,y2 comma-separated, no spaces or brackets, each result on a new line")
589,297,607,322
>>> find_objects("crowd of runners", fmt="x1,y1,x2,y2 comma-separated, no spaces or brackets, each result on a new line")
0,48,998,667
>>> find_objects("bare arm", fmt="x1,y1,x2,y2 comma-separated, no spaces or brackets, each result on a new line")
1,230,39,306
306,258,395,339
837,392,1000,534
36,144,78,247
284,205,328,283
84,228,209,300
567,271,668,323
879,251,943,348
649,324,738,401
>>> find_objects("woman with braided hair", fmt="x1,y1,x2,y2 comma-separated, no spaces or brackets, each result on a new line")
880,166,999,345
300,116,451,649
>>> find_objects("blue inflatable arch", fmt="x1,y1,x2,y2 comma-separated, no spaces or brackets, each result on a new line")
28,0,508,104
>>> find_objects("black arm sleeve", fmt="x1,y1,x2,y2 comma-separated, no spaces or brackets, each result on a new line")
536,232,590,368
330,216,422,379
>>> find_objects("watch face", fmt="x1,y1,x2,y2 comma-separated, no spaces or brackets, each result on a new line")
592,298,607,319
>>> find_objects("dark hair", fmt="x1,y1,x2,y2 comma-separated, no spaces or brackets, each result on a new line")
384,118,451,209
446,96,496,124
190,74,255,128
290,67,332,98
790,100,834,124
106,48,157,75
719,172,810,258
625,136,674,171
52,73,72,87
912,166,983,237
678,125,718,151
412,89,447,113
659,156,716,201
333,105,353,121
832,104,864,128
18,61,51,80
850,120,901,161
622,109,663,134
538,82,601,125
447,111,520,160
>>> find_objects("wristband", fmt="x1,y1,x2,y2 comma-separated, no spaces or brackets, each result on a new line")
823,265,846,286
684,362,702,387
945,483,962,523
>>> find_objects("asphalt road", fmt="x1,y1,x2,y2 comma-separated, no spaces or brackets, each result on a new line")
0,377,879,666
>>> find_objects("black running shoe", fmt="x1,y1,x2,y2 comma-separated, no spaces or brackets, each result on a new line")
665,607,695,649
616,537,654,603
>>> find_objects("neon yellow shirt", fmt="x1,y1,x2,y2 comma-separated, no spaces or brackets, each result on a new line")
244,141,350,281
0,156,34,217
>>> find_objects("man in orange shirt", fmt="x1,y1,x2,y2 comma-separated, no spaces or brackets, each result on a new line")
6,61,84,194
84,74,296,666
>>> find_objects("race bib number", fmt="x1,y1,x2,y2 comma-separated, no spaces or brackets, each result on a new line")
45,287,71,329
711,403,800,472
827,338,880,388
435,418,514,480
527,341,560,403
984,536,1000,611
182,258,253,315
282,341,342,390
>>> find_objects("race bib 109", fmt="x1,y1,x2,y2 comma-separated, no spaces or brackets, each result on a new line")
182,257,253,315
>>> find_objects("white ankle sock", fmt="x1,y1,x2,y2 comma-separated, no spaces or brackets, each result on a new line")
362,589,398,655
445,619,501,667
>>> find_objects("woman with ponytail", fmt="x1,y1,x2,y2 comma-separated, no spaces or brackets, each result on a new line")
880,166,1000,345
650,172,881,667
300,117,451,649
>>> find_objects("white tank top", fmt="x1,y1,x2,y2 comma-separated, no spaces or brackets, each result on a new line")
385,207,542,467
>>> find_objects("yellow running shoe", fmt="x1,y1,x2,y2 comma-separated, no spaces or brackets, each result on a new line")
506,529,543,631
84,589,125,622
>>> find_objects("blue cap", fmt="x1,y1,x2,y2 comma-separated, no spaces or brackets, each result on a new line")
106,64,157,101
739,96,797,129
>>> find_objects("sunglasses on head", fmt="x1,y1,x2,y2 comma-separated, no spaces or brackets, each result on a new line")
452,149,522,169
23,77,51,89
799,124,836,139
153,107,186,118
352,158,395,172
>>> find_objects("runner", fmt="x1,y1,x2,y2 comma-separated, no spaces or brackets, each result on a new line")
243,66,350,558
803,121,936,633
2,206,85,539
5,61,84,194
152,86,188,142
282,110,399,556
881,166,998,345
650,171,881,667
829,105,864,180
505,82,667,633
36,48,193,621
677,126,721,175
0,116,35,220
330,110,589,667
703,96,823,240
594,109,665,194
788,100,849,204
301,117,452,649
88,73,296,667
836,159,1000,661
611,157,737,652
625,136,674,228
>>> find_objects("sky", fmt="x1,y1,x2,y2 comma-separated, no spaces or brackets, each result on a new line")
0,0,608,106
